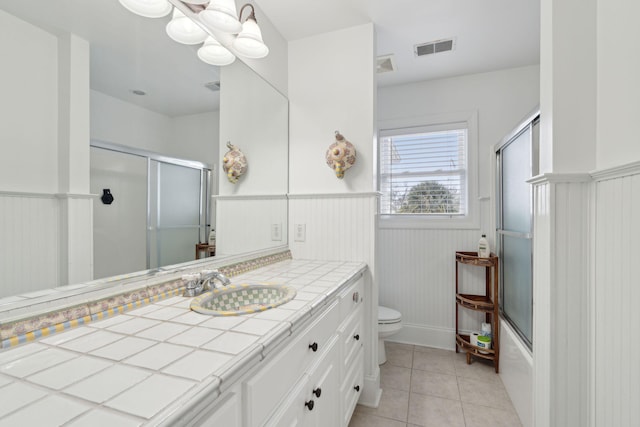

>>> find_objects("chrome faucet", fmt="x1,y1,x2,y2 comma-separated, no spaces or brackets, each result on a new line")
200,269,231,291
182,270,231,297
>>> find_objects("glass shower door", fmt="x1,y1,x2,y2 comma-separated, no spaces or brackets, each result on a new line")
149,161,207,269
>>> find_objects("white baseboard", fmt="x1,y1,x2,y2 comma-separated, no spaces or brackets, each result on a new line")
358,368,381,408
385,323,456,351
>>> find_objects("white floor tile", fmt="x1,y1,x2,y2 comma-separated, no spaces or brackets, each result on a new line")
0,343,47,366
89,336,157,361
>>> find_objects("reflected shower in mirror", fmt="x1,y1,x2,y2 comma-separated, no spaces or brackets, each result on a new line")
0,0,288,305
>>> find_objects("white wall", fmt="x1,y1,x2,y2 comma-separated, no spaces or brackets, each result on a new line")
533,1,640,426
218,60,288,196
377,65,539,424
289,24,376,194
596,0,640,169
287,23,380,406
0,9,58,194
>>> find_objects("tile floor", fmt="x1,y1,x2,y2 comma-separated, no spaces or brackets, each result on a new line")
349,342,522,427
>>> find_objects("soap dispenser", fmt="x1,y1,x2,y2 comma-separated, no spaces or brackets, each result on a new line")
478,234,490,258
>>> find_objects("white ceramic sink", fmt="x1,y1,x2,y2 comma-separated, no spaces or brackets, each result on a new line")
190,284,297,316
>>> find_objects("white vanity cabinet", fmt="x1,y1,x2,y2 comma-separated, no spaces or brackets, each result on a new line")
189,273,365,427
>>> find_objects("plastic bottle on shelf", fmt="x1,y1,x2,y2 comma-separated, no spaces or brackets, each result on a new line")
208,229,216,246
478,234,490,258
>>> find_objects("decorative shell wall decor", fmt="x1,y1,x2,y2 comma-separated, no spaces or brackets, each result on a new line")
222,141,248,184
326,131,356,179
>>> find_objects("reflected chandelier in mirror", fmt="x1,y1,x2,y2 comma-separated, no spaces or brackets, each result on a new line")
119,0,269,66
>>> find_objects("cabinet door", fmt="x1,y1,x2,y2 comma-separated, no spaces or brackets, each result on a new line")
304,338,340,427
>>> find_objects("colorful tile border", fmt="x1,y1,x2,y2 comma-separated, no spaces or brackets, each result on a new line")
0,250,292,350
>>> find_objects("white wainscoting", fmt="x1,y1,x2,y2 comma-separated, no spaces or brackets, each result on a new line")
592,163,640,427
0,192,60,297
530,174,592,427
378,228,488,350
214,195,288,256
288,193,380,407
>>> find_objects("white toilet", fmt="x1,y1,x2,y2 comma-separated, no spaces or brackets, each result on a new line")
378,305,403,364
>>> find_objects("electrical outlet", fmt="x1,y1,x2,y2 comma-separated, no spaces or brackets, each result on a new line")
294,224,306,242
271,223,282,241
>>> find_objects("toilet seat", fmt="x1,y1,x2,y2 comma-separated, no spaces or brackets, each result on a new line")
378,306,402,324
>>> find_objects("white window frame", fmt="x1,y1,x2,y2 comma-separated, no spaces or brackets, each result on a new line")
377,111,479,230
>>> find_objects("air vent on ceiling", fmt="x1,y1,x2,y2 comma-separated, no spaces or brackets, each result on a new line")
204,81,221,92
415,38,455,57
376,54,397,74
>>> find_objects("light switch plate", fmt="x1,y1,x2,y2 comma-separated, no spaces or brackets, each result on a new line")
294,224,306,242
271,224,282,241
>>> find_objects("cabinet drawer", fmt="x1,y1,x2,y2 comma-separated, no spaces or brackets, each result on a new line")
244,300,339,427
339,306,363,378
338,276,364,322
340,349,364,427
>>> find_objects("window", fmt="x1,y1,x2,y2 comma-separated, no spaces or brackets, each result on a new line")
380,125,467,215
378,112,477,229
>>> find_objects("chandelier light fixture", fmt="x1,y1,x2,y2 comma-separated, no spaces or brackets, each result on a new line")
118,0,269,66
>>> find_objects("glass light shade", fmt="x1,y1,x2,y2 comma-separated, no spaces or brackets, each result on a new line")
233,19,269,59
118,0,172,18
200,0,242,34
198,37,236,66
166,8,208,45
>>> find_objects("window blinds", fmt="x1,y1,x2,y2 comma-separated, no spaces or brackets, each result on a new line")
380,126,467,215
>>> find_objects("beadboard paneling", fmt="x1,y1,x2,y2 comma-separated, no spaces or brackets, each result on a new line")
594,173,640,427
378,228,487,349
531,175,591,427
0,194,60,296
288,194,379,405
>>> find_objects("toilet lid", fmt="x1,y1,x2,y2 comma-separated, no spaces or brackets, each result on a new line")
378,306,401,323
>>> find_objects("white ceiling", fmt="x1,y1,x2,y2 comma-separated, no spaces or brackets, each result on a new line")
254,0,540,87
2,0,539,116
1,0,221,117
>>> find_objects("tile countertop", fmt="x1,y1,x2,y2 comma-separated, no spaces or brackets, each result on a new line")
0,259,367,426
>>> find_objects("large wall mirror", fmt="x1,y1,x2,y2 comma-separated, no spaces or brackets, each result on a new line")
0,0,288,307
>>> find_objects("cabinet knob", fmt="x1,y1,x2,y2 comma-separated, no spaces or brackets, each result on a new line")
354,385,360,392
308,342,318,352
353,334,360,341
352,292,359,302
305,400,314,411
312,387,322,398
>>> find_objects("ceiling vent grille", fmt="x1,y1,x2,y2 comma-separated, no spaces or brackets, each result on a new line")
376,54,397,74
415,38,455,57
204,81,221,92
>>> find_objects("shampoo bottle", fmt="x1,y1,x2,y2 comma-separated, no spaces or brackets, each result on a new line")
478,234,490,258
208,229,216,246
